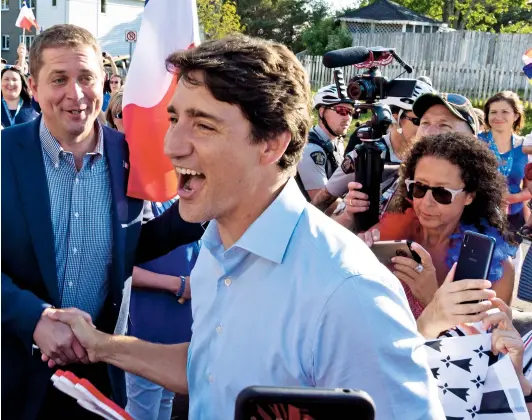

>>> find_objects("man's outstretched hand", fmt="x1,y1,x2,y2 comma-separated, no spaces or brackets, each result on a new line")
38,308,105,368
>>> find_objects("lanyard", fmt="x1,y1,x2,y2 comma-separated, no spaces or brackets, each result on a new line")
486,131,514,177
2,97,23,127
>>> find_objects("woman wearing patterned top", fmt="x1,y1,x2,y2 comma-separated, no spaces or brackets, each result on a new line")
361,132,517,329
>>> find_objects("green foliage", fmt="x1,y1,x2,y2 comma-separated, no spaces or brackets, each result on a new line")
352,0,532,33
300,18,353,55
197,0,243,40
236,0,329,52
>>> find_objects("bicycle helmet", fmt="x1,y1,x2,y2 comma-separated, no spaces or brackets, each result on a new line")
313,84,355,109
380,79,436,111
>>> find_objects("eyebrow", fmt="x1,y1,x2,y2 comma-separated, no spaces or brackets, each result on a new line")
166,106,224,124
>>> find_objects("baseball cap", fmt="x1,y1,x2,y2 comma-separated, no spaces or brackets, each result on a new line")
412,92,479,135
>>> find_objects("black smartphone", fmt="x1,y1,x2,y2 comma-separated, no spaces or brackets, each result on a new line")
454,231,495,282
234,386,375,420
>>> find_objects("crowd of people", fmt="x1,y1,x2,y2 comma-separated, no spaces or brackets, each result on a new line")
2,22,532,420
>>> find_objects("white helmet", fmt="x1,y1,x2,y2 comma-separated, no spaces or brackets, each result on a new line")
313,84,355,109
380,79,436,111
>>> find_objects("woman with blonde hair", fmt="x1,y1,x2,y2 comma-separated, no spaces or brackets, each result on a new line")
105,89,124,131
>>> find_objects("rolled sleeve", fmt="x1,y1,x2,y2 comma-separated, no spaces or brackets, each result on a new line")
325,151,356,197
297,144,328,191
311,273,445,420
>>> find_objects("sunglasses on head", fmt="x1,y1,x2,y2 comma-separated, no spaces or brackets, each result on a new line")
328,105,356,117
443,93,469,106
405,180,464,205
114,111,123,119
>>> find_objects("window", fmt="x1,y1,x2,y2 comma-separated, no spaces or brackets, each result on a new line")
1,0,8,10
19,0,34,7
19,34,35,49
100,0,106,13
405,24,413,33
432,26,439,33
52,0,56,5
1,35,9,50
415,25,422,33
423,25,431,33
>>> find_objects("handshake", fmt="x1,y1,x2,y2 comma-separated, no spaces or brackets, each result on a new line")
33,307,105,368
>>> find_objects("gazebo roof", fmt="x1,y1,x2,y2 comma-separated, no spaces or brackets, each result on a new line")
338,0,443,25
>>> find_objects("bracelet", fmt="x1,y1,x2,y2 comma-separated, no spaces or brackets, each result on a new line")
175,276,187,298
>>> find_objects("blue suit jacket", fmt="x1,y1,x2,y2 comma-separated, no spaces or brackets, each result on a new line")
1,116,205,420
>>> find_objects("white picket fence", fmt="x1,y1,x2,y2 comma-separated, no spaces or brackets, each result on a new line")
300,55,532,106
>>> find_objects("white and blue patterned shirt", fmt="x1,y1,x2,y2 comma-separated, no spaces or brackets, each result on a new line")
40,119,113,320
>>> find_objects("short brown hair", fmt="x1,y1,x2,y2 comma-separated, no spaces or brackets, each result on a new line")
105,90,123,129
165,34,312,171
484,90,525,133
29,24,101,80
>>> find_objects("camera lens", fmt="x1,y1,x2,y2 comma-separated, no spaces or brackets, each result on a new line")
396,250,407,257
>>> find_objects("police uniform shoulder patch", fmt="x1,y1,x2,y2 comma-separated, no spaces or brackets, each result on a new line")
310,151,326,166
341,155,355,174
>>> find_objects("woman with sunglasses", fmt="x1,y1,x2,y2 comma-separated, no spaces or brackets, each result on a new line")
362,132,517,328
1,66,38,127
105,89,124,131
479,91,529,235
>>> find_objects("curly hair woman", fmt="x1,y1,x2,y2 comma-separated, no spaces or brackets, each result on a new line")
362,132,517,336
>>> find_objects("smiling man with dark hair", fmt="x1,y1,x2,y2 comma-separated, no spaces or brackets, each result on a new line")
48,35,444,420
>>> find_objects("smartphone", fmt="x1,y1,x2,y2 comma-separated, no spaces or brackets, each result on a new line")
234,386,375,420
454,231,495,281
371,240,421,265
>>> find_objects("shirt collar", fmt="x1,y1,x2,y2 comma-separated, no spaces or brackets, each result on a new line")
202,178,307,264
39,118,105,167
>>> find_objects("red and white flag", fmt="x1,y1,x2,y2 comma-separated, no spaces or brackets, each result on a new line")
16,2,38,32
123,0,200,202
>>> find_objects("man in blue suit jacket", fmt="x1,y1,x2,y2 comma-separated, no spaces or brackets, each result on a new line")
1,25,204,420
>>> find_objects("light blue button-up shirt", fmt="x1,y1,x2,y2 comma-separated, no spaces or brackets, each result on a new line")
187,178,444,420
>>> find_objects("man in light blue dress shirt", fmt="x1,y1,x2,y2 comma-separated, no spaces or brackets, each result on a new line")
49,35,445,419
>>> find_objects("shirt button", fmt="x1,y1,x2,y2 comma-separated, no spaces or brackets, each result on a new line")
215,325,222,335
73,247,77,254
74,212,79,218
54,163,59,168
208,374,214,383
224,278,232,286
75,178,79,184
68,281,73,287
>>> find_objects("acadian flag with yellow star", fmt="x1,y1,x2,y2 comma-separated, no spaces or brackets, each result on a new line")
524,49,532,84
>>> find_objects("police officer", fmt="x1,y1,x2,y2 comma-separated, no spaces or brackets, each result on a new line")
295,85,355,202
311,79,436,219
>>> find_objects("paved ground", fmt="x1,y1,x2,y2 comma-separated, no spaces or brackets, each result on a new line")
513,241,532,312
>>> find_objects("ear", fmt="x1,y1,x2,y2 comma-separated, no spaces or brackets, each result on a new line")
259,131,291,167
464,191,475,206
28,76,39,103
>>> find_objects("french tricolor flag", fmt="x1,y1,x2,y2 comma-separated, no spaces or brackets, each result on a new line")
16,1,38,32
123,0,200,201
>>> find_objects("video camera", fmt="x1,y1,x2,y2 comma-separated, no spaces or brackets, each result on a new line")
322,46,416,140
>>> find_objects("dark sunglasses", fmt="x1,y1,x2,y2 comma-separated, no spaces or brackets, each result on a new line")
114,111,123,119
328,105,356,117
405,180,464,205
444,93,469,106
401,115,420,125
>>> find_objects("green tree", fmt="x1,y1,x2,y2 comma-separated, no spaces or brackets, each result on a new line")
236,0,328,51
350,0,531,33
300,18,353,55
197,0,243,40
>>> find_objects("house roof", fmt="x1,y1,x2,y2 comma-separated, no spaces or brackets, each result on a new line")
338,0,442,24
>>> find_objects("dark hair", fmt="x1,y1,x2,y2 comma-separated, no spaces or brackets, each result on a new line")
484,91,525,133
394,132,513,241
29,24,102,80
165,34,312,171
1,66,32,103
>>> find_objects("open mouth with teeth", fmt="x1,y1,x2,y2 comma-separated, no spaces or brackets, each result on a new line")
67,110,84,115
175,166,206,198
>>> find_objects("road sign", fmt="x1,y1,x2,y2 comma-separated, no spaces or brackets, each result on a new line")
125,30,137,43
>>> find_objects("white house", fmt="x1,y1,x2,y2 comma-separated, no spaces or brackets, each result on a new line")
36,0,144,56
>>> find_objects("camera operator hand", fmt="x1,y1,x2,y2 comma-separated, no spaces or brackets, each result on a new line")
345,182,370,214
